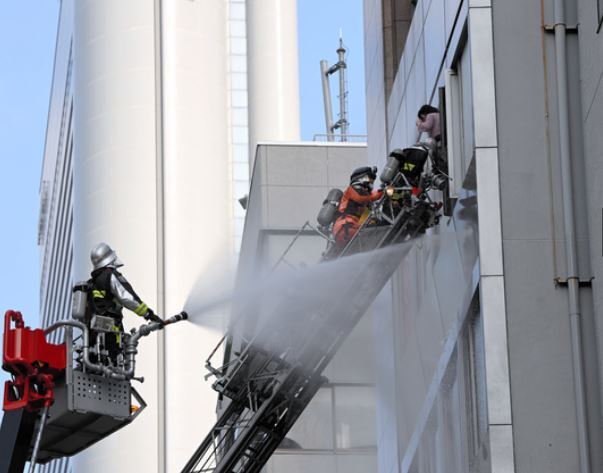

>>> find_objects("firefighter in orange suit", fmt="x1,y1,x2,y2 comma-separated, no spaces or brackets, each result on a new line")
333,166,382,247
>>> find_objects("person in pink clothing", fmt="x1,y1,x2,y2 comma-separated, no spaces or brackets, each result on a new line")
416,104,441,141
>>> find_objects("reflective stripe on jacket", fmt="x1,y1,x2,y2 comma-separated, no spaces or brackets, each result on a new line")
89,267,150,320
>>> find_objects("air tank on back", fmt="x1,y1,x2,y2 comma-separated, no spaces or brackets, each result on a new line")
72,281,90,321
403,145,429,180
380,145,429,185
317,188,343,226
380,148,406,185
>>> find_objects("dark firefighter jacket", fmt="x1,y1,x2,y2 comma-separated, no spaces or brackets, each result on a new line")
89,267,150,323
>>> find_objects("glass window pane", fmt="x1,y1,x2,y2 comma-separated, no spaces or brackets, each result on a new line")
230,55,247,73
229,20,246,38
232,144,248,163
231,90,248,108
458,42,474,178
228,3,245,20
326,312,376,384
264,233,326,269
230,37,247,55
230,73,247,92
334,386,377,449
284,387,334,450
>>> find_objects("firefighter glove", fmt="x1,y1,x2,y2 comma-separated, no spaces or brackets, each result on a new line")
144,310,164,326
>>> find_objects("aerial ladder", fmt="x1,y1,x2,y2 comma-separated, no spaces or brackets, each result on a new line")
182,142,447,473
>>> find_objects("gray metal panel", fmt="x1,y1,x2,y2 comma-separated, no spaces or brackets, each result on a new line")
576,16,603,463
70,371,130,418
503,239,580,472
33,377,143,463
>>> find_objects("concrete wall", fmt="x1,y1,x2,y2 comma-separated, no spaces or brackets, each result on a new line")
492,0,603,471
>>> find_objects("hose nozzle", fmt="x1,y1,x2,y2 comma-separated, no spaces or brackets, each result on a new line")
163,311,188,326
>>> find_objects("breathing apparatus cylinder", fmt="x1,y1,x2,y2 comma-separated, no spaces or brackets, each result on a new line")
72,282,90,321
380,152,403,185
432,173,448,191
317,188,343,226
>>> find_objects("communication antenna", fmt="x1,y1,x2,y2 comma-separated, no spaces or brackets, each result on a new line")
320,30,349,141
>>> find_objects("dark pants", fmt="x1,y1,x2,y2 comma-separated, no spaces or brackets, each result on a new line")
89,320,124,365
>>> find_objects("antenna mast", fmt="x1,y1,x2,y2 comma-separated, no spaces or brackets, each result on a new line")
320,31,349,141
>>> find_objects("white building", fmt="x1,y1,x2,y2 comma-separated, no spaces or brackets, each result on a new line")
40,0,603,472
39,1,299,471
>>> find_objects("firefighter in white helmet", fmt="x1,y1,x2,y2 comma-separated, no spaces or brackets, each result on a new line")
88,242,163,361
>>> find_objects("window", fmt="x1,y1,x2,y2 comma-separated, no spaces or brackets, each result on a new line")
458,293,489,471
286,388,335,450
443,37,474,199
334,385,376,449
438,86,456,216
280,384,377,452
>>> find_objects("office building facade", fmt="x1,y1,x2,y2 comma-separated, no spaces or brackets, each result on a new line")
363,0,603,472
39,0,603,472
39,0,299,471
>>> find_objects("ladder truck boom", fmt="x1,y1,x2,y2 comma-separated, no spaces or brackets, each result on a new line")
183,191,443,472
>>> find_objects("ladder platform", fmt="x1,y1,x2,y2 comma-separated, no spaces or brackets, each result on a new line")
182,198,441,473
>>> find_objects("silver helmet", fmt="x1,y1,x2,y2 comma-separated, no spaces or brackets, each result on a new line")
90,242,123,270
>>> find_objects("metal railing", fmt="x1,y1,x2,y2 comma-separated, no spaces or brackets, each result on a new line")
311,133,367,143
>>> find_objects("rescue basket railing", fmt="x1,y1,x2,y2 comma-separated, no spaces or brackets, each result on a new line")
44,312,187,382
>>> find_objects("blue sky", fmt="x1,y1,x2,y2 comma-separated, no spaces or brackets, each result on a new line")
0,0,364,397
0,2,60,323
298,0,366,139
